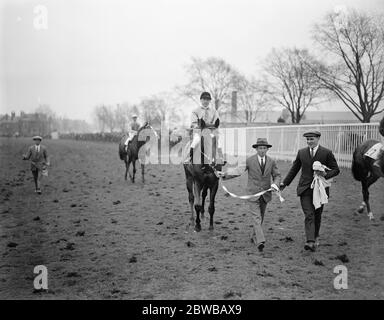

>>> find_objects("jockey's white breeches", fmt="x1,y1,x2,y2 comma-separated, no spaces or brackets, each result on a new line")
124,131,137,145
190,132,201,149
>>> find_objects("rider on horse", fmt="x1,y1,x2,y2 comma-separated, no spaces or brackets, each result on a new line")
124,114,141,152
188,92,222,170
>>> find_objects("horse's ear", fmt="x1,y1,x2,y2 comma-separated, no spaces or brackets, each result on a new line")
214,118,220,128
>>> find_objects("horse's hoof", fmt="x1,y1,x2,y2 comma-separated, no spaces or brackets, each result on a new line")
209,226,214,231
368,212,374,220
195,224,201,232
357,207,365,213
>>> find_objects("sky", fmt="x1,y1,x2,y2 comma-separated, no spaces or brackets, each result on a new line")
1,0,383,123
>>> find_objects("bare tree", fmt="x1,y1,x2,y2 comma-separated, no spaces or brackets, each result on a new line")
263,47,325,124
179,57,241,110
235,76,269,122
312,9,384,122
139,93,181,127
35,104,56,119
94,104,116,132
114,102,132,132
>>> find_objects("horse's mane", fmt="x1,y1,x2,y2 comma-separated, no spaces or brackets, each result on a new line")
379,149,384,175
379,116,384,137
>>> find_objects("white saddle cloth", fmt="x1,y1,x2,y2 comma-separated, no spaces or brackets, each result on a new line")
364,142,383,160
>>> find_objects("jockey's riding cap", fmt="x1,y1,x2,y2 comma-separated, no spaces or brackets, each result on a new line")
32,136,43,141
200,92,212,100
303,130,321,137
252,138,272,148
132,114,138,118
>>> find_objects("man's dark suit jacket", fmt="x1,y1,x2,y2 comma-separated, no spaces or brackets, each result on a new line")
283,145,340,196
24,145,49,171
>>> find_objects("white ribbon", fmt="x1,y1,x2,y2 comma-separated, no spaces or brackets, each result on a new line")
222,185,285,202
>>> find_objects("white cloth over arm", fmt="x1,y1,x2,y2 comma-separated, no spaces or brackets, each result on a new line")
311,175,332,209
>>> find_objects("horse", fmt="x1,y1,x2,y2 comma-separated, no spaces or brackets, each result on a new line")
183,118,225,232
118,122,158,183
351,119,384,219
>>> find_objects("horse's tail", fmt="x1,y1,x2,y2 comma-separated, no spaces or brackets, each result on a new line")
351,146,365,181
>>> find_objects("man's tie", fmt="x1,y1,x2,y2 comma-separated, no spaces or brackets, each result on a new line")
261,158,265,174
310,148,314,158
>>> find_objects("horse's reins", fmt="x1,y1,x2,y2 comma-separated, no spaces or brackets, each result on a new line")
147,124,159,138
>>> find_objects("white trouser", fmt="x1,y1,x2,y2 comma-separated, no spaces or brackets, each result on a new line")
124,131,137,145
190,132,200,149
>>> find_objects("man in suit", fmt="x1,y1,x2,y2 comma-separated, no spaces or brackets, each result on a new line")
223,138,281,252
23,136,50,194
280,131,340,251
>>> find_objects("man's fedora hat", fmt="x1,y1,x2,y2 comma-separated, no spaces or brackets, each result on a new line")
32,136,42,141
252,138,272,148
200,92,212,100
303,130,321,137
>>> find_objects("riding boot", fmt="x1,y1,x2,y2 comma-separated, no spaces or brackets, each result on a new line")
200,150,205,170
190,147,194,164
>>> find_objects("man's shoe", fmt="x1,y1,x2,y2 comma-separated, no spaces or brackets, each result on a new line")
304,242,316,252
258,242,265,252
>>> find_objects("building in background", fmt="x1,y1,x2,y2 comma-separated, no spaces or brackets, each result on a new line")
0,111,94,137
0,112,51,137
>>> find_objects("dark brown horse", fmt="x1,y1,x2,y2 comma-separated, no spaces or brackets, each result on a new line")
118,122,158,183
352,119,384,219
183,118,225,232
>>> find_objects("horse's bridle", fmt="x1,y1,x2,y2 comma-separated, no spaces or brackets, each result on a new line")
147,124,159,138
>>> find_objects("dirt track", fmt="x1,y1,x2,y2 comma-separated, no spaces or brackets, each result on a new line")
1,137,383,299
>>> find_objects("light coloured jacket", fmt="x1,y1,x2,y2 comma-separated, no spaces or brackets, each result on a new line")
191,106,219,128
225,154,281,203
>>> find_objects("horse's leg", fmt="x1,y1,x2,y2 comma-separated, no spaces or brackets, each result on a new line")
201,185,208,221
208,182,218,231
141,162,145,183
363,175,379,220
357,199,366,213
186,175,195,228
193,182,202,232
131,159,137,183
125,155,131,180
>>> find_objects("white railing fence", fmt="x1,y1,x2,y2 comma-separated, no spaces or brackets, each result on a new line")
219,123,381,168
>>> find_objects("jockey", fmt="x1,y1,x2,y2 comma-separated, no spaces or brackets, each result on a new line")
124,114,141,151
189,92,220,168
